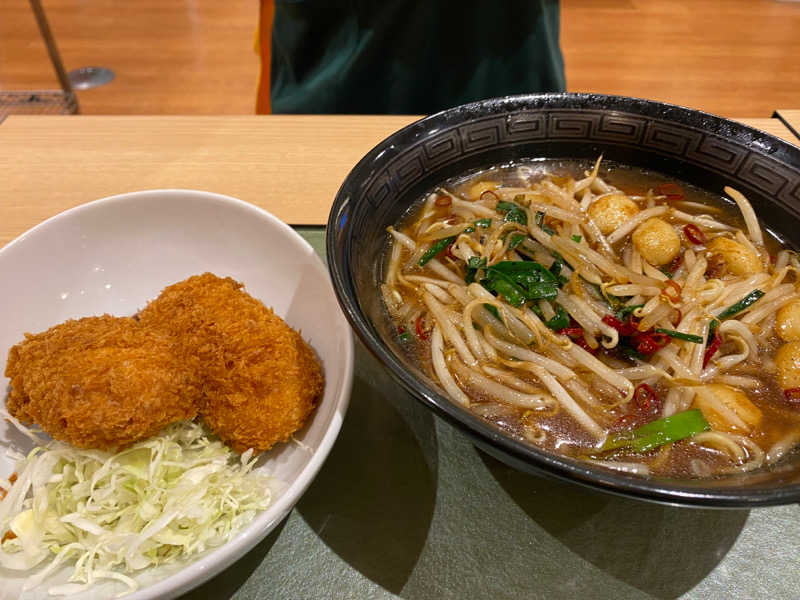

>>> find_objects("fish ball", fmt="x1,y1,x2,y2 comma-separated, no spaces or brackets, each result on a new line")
588,194,640,235
776,299,800,342
631,218,680,266
706,237,762,276
776,342,800,390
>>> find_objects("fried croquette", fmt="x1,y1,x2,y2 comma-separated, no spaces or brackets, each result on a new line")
138,273,324,453
5,316,199,450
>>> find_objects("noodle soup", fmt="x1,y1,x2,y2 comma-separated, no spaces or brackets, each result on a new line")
381,159,800,479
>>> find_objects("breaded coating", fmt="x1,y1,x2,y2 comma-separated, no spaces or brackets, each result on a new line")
5,316,199,450
138,273,324,453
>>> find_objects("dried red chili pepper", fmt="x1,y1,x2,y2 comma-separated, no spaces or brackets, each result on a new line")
627,314,643,333
656,182,684,201
415,314,430,340
605,314,672,356
602,314,638,337
666,253,684,275
634,336,657,355
650,332,671,346
445,240,458,260
660,280,683,305
479,190,499,203
705,253,727,278
683,224,706,245
614,384,662,430
557,321,598,354
557,326,584,339
633,383,660,414
435,193,452,207
601,314,622,329
703,333,722,368
634,332,669,355
783,388,800,406
573,336,599,356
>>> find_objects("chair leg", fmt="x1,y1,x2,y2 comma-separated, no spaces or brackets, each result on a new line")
28,0,79,114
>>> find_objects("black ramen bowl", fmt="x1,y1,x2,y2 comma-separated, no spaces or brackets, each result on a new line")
326,93,800,507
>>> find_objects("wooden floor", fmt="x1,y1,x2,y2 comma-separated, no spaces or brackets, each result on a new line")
1,0,798,117
561,0,800,117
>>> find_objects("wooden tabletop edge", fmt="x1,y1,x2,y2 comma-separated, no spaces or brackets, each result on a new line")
773,110,800,143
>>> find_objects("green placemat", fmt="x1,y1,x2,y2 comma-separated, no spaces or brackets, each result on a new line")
182,228,800,600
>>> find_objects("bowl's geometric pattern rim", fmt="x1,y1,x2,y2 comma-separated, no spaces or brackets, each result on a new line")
362,108,800,220
327,93,800,507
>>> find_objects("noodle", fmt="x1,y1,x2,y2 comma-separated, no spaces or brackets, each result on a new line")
606,205,668,244
382,158,800,479
516,363,605,439
484,329,574,379
422,291,476,366
431,326,471,407
449,355,555,410
725,186,764,246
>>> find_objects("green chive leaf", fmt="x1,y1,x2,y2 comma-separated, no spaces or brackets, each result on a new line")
418,236,455,266
601,409,710,453
717,290,765,320
496,201,527,225
654,328,703,344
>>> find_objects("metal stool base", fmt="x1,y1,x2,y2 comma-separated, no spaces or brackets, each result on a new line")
68,67,115,90
0,91,78,121
1,0,80,121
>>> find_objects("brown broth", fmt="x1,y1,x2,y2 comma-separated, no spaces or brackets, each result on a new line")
386,159,800,479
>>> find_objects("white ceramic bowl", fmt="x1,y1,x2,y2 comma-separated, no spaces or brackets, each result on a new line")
0,190,353,600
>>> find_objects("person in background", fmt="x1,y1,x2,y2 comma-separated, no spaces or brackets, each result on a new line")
256,0,564,115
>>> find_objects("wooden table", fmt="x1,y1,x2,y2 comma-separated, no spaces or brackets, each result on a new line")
0,115,417,245
1,115,800,600
776,109,800,141
0,115,798,246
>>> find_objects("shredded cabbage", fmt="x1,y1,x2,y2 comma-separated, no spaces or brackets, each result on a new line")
0,418,272,597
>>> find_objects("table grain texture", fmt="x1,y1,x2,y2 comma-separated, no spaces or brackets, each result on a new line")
0,115,797,242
